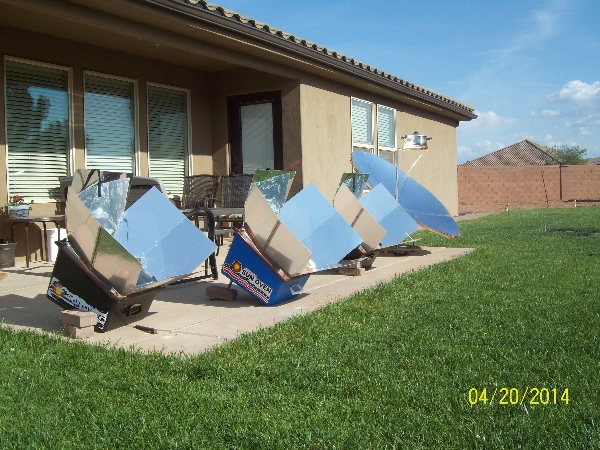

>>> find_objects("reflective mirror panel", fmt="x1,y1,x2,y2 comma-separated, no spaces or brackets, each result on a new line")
337,173,369,198
352,151,460,237
250,172,295,216
65,187,101,266
279,184,362,270
78,177,129,235
245,186,312,275
113,187,217,281
333,184,386,251
92,228,142,295
360,184,419,247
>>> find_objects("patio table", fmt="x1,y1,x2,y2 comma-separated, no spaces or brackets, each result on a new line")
9,215,65,268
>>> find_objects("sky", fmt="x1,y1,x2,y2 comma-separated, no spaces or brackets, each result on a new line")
215,0,600,163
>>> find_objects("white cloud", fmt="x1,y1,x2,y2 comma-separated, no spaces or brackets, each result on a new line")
457,145,479,162
531,110,561,117
476,140,504,153
462,111,517,130
456,140,507,164
489,0,567,60
563,114,600,129
549,80,600,103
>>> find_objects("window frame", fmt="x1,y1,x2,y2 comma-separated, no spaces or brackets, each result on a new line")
83,70,139,174
351,97,399,162
146,82,192,197
377,104,396,152
351,97,375,153
4,56,74,202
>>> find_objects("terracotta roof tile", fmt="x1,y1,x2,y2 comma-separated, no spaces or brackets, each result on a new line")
460,140,562,167
162,0,476,118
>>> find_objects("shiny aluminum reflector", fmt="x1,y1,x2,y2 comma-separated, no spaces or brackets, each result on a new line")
352,151,460,238
359,184,419,248
333,183,386,251
278,184,363,270
77,177,129,235
250,170,295,215
113,187,217,283
245,185,312,276
337,173,369,199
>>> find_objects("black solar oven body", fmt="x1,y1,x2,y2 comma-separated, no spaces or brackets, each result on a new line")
47,240,160,332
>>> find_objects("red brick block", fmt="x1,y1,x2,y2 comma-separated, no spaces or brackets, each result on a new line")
63,323,95,339
60,310,98,328
339,267,365,276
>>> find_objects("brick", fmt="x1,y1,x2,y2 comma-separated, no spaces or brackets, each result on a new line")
63,323,95,339
206,285,238,301
339,267,365,276
60,310,98,328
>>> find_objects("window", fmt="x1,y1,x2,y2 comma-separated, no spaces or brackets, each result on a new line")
5,59,70,201
351,98,373,152
377,105,396,164
227,91,283,175
84,73,136,173
351,98,397,163
148,84,189,196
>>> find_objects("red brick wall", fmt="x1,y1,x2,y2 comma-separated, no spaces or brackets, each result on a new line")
561,165,600,201
458,165,600,213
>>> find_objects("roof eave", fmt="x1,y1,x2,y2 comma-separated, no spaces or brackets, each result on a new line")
143,0,477,121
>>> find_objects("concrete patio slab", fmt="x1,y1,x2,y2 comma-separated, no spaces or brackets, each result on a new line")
0,243,472,355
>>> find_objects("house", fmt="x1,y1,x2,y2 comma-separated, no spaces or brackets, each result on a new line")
457,140,600,212
459,140,561,167
1,0,476,236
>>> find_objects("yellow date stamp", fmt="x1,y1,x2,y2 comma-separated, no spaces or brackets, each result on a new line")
468,387,569,405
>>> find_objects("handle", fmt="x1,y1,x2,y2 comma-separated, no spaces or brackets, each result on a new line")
127,303,143,316
289,284,303,296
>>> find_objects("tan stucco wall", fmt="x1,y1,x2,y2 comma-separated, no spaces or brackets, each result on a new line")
297,78,459,215
298,84,352,202
396,109,459,216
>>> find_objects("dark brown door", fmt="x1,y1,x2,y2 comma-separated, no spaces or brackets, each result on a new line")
227,91,283,174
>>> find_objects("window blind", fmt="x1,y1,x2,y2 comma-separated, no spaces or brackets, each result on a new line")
377,106,395,149
351,99,373,146
5,60,69,201
240,102,274,174
148,85,188,196
85,74,134,172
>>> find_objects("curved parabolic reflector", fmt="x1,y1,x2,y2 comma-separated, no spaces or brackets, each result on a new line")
351,151,460,238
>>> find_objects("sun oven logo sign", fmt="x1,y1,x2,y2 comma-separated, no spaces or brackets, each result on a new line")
223,260,273,302
47,277,108,330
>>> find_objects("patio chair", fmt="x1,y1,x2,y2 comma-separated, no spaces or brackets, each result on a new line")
181,174,220,210
180,174,225,256
215,174,253,240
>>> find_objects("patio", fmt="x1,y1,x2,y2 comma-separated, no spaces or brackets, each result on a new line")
0,240,471,354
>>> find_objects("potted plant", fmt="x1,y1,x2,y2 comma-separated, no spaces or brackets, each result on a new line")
5,195,33,218
0,238,16,269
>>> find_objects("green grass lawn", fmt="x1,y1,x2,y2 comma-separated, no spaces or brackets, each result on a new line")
1,208,599,449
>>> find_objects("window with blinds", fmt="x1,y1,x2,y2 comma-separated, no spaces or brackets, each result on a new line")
377,105,396,150
5,60,69,201
148,85,188,196
240,102,275,174
351,98,373,150
84,74,135,173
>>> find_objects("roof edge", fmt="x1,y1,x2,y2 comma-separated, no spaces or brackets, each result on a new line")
144,0,477,120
